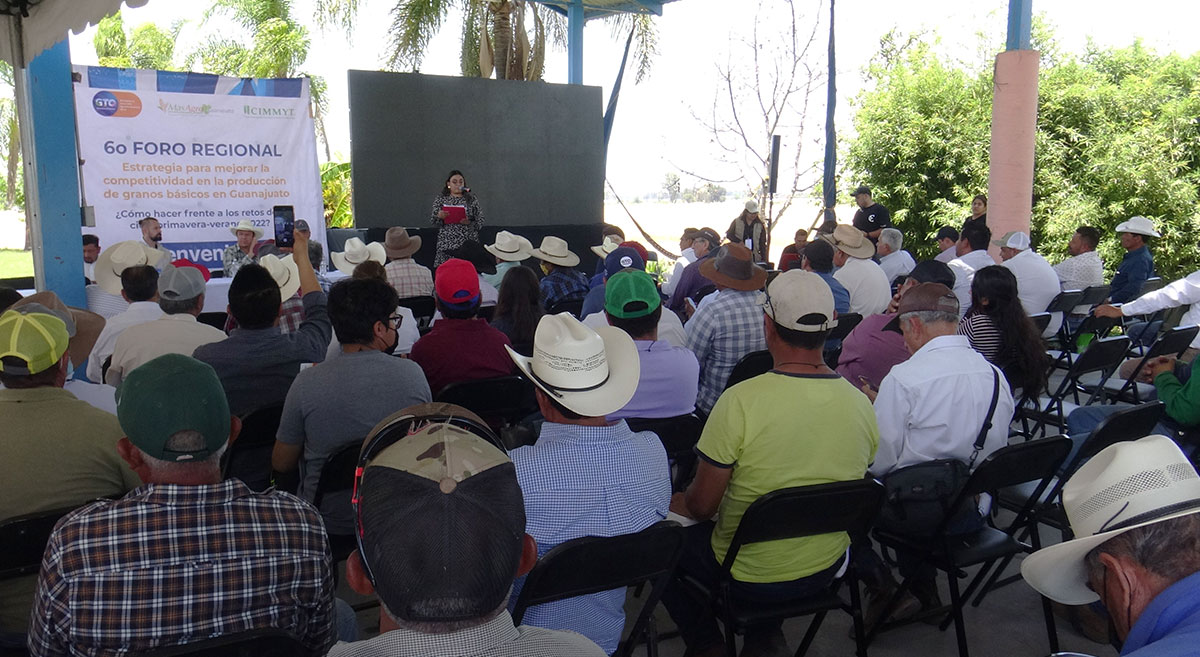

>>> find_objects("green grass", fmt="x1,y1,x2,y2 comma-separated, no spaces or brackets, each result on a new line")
0,248,33,279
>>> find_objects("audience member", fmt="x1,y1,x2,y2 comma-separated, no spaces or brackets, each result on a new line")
483,230,533,289
686,244,768,415
222,219,262,278
88,240,165,319
948,222,995,315
506,314,669,652
106,265,227,386
333,237,387,276
1052,226,1105,315
957,265,1050,396
382,227,433,298
491,265,544,356
801,239,850,313
851,185,891,242
1109,215,1158,303
0,309,137,640
726,199,767,263
589,233,624,287
449,239,501,306
82,234,100,284
877,227,916,283
836,260,955,390
138,216,170,259
778,227,809,271
962,194,988,232
260,254,309,334
995,230,1062,335
1095,269,1200,362
667,228,722,314
411,259,513,394
274,277,431,535
934,226,960,264
29,354,336,656
829,224,891,315
326,260,419,358
309,239,333,292
604,269,699,420
7,293,112,413
532,236,589,310
662,228,701,296
86,264,162,383
333,405,606,657
193,229,330,416
581,246,645,318
1022,436,1200,657
664,270,879,656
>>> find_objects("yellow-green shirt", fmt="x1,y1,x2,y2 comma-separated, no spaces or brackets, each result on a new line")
697,372,879,583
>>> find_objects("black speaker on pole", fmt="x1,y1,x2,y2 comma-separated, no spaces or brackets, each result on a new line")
768,135,781,194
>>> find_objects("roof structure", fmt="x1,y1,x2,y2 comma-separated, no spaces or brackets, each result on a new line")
534,0,678,19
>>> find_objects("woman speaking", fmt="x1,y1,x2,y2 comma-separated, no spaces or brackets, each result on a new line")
430,169,485,266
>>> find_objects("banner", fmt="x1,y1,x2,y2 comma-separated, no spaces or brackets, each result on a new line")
72,67,324,271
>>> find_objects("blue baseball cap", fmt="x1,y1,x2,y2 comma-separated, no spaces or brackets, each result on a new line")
604,246,645,280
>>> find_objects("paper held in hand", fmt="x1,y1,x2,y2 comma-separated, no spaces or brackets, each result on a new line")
442,205,467,224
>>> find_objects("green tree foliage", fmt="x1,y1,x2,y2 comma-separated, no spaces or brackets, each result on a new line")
94,13,178,70
846,31,1200,280
321,161,354,228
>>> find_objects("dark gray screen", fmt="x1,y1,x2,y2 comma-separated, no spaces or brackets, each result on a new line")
348,70,605,230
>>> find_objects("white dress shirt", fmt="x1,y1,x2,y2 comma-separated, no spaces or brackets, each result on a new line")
879,250,916,283
86,301,164,383
935,246,957,264
948,249,998,316
582,308,688,348
1121,270,1200,349
833,257,892,316
1002,248,1063,336
1052,251,1105,314
661,247,697,296
480,276,499,306
105,313,229,386
83,261,96,283
870,334,1015,476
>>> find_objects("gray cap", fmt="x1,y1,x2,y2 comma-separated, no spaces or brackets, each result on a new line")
158,265,206,301
295,219,311,232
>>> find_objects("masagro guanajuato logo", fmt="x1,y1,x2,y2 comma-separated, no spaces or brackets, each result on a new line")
92,91,142,118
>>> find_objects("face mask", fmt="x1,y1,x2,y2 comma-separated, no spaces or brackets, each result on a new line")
383,324,399,356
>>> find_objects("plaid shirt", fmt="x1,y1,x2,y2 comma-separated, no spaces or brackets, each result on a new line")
28,480,335,657
385,259,434,299
539,269,589,310
221,244,256,278
686,288,767,414
222,292,305,334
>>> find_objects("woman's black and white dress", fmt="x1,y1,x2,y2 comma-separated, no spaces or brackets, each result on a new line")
430,193,484,267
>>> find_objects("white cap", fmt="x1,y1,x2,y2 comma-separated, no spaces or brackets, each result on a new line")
762,270,837,333
992,231,1031,250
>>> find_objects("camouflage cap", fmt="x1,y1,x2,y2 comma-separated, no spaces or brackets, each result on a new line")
366,421,510,493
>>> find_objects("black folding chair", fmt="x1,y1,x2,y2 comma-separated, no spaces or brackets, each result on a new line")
1081,325,1199,404
869,438,1072,657
1076,284,1111,311
1028,312,1051,336
1023,336,1130,437
627,414,706,491
477,304,495,321
222,403,285,492
828,313,863,342
132,629,310,657
196,312,228,331
0,505,82,580
435,375,539,446
1046,290,1085,352
397,295,436,326
724,350,773,390
312,442,361,566
547,297,585,318
512,521,686,657
679,479,885,657
1139,276,1164,295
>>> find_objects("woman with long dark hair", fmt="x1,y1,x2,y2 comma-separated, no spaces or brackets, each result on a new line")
430,169,484,266
491,265,543,356
959,265,1048,396
962,194,987,233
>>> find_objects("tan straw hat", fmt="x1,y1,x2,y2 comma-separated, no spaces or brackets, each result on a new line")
830,224,877,259
229,219,264,239
486,231,532,262
531,236,580,268
332,237,387,275
590,235,622,259
94,240,167,295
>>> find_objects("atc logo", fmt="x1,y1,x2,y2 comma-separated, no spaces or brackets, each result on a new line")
92,91,142,118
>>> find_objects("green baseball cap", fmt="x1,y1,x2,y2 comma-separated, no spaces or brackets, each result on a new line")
604,268,661,319
0,310,69,375
115,353,231,462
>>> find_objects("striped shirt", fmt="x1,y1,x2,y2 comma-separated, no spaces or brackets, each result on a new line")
685,289,768,414
28,480,336,657
958,312,1005,364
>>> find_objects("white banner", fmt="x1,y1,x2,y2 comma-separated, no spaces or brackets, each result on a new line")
72,67,323,271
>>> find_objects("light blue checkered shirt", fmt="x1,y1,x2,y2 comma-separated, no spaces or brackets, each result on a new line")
509,420,671,654
685,288,767,413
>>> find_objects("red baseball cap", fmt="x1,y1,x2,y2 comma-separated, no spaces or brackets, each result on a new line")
170,258,212,282
619,241,649,263
435,258,481,308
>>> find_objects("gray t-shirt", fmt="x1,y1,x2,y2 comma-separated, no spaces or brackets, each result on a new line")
277,349,431,534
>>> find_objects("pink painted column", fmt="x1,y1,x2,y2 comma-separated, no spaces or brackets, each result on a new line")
987,50,1040,258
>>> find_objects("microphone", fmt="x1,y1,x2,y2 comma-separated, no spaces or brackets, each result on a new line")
462,187,471,194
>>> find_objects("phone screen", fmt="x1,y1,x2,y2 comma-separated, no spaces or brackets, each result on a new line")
273,205,295,248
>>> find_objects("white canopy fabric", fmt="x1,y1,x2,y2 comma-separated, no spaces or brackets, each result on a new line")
0,0,148,66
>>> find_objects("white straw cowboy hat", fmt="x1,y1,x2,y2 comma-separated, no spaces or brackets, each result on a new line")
1115,215,1161,238
506,313,639,417
94,240,166,295
830,224,877,260
258,254,302,300
228,219,264,239
1021,435,1200,605
332,237,387,276
531,236,580,268
590,235,622,259
485,231,532,262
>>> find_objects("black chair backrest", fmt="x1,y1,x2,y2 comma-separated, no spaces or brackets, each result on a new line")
1077,285,1111,308
237,404,285,449
1078,402,1165,463
1147,325,1200,360
1069,335,1131,376
547,298,585,318
1045,290,1085,314
512,521,685,625
435,375,538,425
828,313,863,342
961,437,1072,500
312,442,361,510
1140,277,1164,296
197,312,228,331
397,295,436,321
722,480,884,572
0,505,81,579
1029,312,1052,335
1072,314,1120,343
724,350,773,390
477,304,495,321
222,403,286,491
133,628,308,657
626,413,705,456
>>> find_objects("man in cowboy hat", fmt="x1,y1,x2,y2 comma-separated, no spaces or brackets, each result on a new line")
1108,215,1159,304
664,270,879,657
87,240,166,319
531,236,589,311
828,224,891,316
505,314,670,653
86,264,162,383
483,230,533,289
667,227,722,314
0,307,138,642
332,237,387,277
686,243,769,415
223,219,264,278
138,216,171,259
1022,435,1200,656
381,227,432,299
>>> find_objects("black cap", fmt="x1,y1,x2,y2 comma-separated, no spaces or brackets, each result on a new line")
936,226,960,242
907,260,956,288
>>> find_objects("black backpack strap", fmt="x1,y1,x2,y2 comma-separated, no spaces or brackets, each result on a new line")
968,368,1002,469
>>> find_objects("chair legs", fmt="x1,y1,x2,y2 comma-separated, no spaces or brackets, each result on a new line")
946,570,970,657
